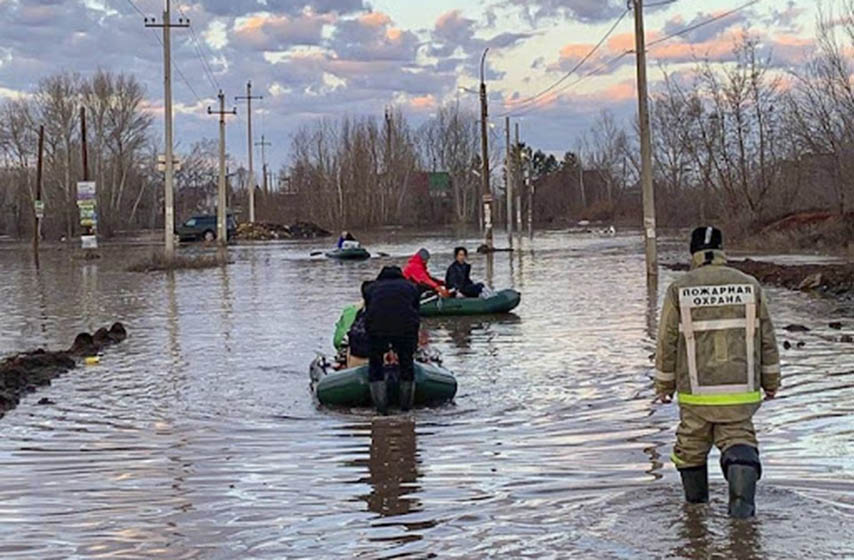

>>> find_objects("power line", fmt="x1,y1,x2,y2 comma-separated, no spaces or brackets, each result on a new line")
511,50,633,117
501,7,631,116
506,0,760,118
647,0,759,48
176,3,222,92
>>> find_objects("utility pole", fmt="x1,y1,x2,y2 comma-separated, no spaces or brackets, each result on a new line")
255,135,272,196
633,0,658,277
81,107,89,182
235,81,262,223
515,123,523,232
505,116,513,236
578,150,586,209
207,90,236,246
145,1,188,261
33,124,44,265
479,48,493,250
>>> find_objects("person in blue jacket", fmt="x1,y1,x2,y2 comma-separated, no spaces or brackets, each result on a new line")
445,247,485,297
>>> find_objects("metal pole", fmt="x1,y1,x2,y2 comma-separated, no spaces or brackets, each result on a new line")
633,0,658,277
479,48,493,250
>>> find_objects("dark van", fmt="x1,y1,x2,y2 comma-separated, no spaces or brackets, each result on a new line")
176,214,237,242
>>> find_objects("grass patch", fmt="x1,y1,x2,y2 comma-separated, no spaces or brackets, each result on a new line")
128,252,226,272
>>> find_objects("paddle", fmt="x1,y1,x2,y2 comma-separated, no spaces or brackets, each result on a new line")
310,251,325,257
375,251,390,258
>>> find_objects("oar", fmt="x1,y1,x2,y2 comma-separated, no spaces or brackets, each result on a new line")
375,251,390,257
310,251,325,257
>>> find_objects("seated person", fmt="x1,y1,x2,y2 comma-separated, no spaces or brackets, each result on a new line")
403,248,450,297
337,231,358,249
332,282,372,368
445,246,486,297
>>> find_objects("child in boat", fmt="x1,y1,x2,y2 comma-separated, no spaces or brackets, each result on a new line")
445,247,488,298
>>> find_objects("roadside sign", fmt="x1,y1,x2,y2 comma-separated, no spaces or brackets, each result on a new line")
77,181,96,201
34,200,44,219
81,234,98,249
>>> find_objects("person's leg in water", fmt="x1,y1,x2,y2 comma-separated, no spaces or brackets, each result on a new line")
368,336,389,414
393,334,418,411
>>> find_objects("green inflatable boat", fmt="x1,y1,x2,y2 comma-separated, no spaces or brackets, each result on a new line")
325,247,371,260
310,357,457,408
420,288,521,317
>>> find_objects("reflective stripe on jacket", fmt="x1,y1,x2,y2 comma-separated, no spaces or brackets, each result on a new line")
655,250,781,422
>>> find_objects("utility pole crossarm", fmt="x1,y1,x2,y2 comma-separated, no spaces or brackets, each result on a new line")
235,81,263,222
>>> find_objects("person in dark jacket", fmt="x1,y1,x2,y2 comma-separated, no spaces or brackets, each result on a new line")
362,266,421,413
445,247,485,297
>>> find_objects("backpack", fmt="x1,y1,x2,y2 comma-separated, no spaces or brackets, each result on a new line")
347,309,370,358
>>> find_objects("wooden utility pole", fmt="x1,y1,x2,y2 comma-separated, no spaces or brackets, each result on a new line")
255,135,272,196
146,1,188,261
81,107,89,181
505,116,513,236
633,0,658,277
33,125,44,264
578,150,586,209
479,48,493,250
235,81,262,223
207,90,236,246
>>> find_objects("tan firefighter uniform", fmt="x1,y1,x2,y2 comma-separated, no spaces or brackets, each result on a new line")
655,250,782,468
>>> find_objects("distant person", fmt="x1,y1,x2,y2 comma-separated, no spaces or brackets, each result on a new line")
337,231,358,249
445,247,487,298
403,248,449,297
363,266,421,414
655,226,781,518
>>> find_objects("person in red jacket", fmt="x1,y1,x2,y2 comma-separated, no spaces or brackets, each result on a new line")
403,248,450,297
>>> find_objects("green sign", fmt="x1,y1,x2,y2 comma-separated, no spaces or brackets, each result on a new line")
34,200,44,219
428,172,450,198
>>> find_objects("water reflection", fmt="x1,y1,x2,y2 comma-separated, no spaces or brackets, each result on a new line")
672,507,764,560
364,417,420,518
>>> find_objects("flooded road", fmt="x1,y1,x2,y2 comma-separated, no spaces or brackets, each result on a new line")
1,232,853,559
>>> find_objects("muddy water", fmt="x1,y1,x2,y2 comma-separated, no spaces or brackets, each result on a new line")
0,232,852,559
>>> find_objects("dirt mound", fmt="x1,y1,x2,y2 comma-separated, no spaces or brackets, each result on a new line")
235,221,331,241
666,259,854,296
1,322,128,419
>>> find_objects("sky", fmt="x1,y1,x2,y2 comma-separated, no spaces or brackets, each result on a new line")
0,0,817,174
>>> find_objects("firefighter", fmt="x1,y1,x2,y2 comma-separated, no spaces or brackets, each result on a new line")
655,226,781,518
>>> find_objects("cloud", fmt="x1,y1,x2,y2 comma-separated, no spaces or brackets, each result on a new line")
232,12,333,51
500,0,626,24
662,9,752,44
200,0,367,18
428,10,531,78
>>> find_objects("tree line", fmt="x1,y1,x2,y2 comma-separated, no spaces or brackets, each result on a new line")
5,8,854,239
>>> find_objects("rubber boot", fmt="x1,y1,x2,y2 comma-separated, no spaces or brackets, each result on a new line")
679,465,709,504
369,381,388,415
399,381,415,412
727,465,758,519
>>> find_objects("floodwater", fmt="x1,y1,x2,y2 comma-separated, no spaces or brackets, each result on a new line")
0,231,853,559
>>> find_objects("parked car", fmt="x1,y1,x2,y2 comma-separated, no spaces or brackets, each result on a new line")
176,214,237,242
